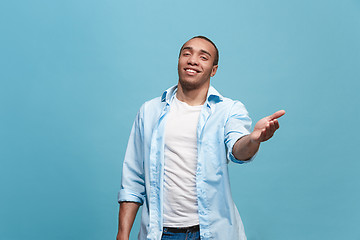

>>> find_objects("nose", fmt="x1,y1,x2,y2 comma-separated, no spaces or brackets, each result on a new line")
187,55,199,66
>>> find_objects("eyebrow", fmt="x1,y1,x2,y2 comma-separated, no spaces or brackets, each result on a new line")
182,46,212,57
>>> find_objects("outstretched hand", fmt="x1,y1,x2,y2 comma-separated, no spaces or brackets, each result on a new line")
250,110,286,143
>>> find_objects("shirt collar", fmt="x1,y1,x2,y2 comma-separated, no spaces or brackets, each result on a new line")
161,85,223,104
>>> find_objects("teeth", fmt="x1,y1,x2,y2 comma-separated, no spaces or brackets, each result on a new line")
186,69,196,73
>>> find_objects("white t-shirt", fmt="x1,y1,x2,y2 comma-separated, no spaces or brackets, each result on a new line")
163,95,202,227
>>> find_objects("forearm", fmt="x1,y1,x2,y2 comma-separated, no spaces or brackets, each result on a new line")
232,134,260,161
117,201,141,240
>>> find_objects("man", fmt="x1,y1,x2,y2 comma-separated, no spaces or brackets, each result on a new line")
117,36,285,240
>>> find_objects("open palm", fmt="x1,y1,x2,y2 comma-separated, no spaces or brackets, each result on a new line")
250,110,286,143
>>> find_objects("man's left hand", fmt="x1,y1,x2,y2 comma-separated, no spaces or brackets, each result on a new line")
250,110,286,143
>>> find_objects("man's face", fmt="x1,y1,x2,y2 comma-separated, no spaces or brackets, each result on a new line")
178,38,218,90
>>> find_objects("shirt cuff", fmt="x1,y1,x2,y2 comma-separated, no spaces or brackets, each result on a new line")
118,189,145,205
227,134,257,164
229,149,257,164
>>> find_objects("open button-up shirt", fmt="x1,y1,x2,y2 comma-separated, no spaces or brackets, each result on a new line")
118,85,254,240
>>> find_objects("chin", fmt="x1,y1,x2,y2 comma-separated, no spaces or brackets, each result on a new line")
178,78,208,91
179,81,198,91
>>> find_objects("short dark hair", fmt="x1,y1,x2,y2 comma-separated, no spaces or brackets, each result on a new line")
179,36,219,66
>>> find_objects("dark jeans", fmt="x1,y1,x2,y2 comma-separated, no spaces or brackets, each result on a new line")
161,225,200,240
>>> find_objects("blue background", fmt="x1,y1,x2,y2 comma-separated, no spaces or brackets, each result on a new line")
1,0,359,239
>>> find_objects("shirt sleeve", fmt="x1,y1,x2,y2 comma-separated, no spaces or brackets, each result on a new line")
118,106,146,205
224,101,256,164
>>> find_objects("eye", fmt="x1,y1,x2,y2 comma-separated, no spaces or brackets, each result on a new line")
183,52,190,56
201,56,208,60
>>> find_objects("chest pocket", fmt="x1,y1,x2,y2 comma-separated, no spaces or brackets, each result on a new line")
201,129,227,169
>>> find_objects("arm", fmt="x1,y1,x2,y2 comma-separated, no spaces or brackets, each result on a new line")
117,107,146,239
116,202,141,240
233,110,285,161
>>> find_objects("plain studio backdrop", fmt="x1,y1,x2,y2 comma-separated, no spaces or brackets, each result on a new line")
1,0,359,239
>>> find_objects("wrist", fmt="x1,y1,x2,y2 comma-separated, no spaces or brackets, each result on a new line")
249,132,261,144
116,234,129,240
117,230,130,240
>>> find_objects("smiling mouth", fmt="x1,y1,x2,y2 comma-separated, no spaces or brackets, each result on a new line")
185,68,200,73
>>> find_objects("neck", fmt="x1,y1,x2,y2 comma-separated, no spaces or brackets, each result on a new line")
176,81,209,106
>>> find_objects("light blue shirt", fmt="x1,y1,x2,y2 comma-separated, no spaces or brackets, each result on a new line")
118,85,255,240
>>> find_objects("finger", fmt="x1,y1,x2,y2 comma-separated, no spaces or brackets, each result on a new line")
274,119,280,130
269,121,276,133
265,123,272,139
259,129,267,142
268,110,286,120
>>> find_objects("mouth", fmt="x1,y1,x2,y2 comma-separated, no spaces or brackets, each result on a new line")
184,68,201,74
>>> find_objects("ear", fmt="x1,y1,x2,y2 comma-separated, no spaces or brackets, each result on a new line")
210,65,218,77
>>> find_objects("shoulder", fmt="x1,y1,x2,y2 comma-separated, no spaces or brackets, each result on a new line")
136,95,166,124
139,85,176,113
140,96,163,112
208,86,248,112
216,96,248,114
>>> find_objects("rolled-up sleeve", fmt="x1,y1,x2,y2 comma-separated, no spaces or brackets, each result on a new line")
224,101,256,164
118,106,146,205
